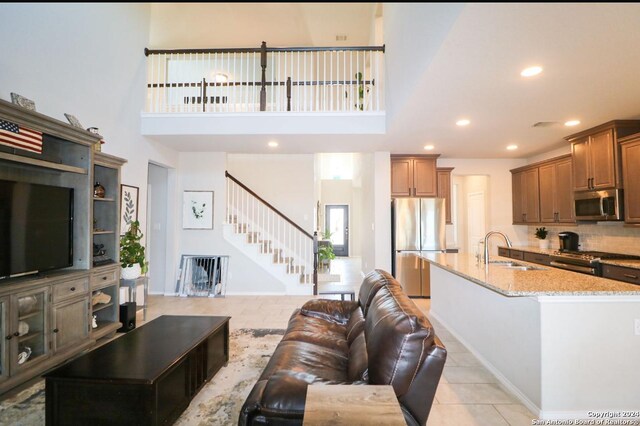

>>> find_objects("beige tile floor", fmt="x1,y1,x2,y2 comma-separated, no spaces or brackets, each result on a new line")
139,257,537,426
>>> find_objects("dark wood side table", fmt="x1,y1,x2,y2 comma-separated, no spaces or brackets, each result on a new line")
45,315,230,426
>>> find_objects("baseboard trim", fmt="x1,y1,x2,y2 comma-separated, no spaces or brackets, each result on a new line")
224,291,287,296
429,310,543,419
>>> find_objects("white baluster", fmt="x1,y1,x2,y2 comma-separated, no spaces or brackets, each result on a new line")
350,50,353,112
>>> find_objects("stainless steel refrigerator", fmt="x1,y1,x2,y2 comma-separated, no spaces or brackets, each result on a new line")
391,198,446,297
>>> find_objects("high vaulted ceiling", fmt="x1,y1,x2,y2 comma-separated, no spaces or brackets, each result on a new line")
148,3,640,158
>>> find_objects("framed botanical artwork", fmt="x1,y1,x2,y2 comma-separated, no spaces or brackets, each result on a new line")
120,184,139,235
183,190,214,229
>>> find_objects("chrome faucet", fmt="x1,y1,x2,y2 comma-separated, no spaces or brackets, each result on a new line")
484,231,512,264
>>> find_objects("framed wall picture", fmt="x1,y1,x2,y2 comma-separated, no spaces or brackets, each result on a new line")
120,184,139,235
183,190,214,229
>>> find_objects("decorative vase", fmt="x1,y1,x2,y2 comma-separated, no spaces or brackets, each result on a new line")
121,263,141,280
538,239,550,250
94,182,105,198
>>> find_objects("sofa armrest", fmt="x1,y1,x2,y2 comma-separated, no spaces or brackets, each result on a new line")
300,299,359,325
398,336,447,426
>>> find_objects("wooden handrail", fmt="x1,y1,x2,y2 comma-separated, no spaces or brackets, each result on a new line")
145,45,385,56
225,171,313,239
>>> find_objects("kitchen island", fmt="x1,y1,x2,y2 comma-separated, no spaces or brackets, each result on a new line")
423,252,640,420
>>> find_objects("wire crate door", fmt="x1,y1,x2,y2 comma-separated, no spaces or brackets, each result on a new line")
176,255,229,297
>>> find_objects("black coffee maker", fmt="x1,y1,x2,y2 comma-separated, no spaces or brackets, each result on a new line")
558,231,579,251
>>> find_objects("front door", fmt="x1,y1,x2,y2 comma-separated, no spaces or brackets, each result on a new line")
325,205,349,257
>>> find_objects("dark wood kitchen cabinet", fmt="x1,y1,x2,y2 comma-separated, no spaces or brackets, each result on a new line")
437,167,454,224
620,133,640,223
512,168,539,224
538,155,574,223
390,155,439,197
511,155,574,225
565,121,640,191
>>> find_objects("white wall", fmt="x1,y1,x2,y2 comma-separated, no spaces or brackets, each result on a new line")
227,154,315,231
373,152,392,272
0,4,180,274
526,145,571,164
383,3,464,122
177,152,285,294
439,158,528,248
360,154,376,273
147,163,169,294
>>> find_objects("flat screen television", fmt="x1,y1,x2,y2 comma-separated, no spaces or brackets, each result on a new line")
0,180,74,279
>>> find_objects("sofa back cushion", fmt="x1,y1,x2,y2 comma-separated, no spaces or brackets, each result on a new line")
345,307,365,345
364,284,434,397
347,331,368,382
358,269,399,316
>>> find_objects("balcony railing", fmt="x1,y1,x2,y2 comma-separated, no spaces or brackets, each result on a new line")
144,42,385,114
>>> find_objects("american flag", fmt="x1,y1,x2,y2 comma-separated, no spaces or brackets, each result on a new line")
0,119,43,154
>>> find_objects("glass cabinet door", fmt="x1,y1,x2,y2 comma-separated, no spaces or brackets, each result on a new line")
0,296,9,383
14,288,49,371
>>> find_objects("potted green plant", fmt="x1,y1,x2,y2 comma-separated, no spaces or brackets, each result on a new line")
535,227,549,249
318,244,336,271
120,220,148,280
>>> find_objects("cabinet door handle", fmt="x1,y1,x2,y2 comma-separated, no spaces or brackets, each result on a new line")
5,335,12,340
522,213,525,222
13,332,19,337
70,287,76,291
53,328,59,333
103,276,107,280
623,274,639,280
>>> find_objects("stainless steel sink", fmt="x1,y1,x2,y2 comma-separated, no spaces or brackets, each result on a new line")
489,260,546,271
502,264,546,271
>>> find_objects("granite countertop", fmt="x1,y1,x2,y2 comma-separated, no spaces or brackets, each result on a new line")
421,252,640,297
500,245,640,270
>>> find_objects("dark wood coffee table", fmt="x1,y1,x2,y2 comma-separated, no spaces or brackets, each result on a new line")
45,315,230,426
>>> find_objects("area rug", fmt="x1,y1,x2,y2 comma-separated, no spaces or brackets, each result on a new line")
0,328,285,426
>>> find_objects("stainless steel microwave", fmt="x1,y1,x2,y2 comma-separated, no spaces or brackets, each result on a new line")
574,189,624,221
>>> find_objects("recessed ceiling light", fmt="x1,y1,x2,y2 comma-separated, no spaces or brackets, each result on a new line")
564,120,580,127
521,66,543,77
213,73,228,83
456,119,470,127
268,141,278,148
506,145,518,151
423,144,435,151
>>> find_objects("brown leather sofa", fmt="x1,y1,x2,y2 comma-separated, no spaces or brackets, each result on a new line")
239,269,447,426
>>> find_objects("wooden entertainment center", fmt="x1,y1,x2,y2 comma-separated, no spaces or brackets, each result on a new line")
0,99,126,395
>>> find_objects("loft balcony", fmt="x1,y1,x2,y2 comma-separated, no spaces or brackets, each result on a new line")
141,42,386,137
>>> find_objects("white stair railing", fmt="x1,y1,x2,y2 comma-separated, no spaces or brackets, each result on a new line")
225,171,316,290
144,43,385,114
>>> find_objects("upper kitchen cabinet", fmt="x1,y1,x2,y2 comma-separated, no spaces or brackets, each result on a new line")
565,121,640,191
511,155,573,225
620,132,640,223
437,167,454,224
511,168,540,224
538,155,574,223
390,155,440,197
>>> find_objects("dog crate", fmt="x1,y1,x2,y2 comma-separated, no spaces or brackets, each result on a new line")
176,255,229,297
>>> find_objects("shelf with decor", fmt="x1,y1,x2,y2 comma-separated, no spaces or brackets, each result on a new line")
0,98,127,395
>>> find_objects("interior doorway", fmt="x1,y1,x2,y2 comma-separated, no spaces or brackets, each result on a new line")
325,205,349,257
467,191,486,255
147,163,169,294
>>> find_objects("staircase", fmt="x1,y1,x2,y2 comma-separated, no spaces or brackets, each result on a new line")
223,172,317,295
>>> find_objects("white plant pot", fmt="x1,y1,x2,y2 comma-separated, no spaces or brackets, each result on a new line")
121,263,141,280
538,239,550,250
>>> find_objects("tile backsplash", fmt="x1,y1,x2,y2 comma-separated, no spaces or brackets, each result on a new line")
527,223,640,255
